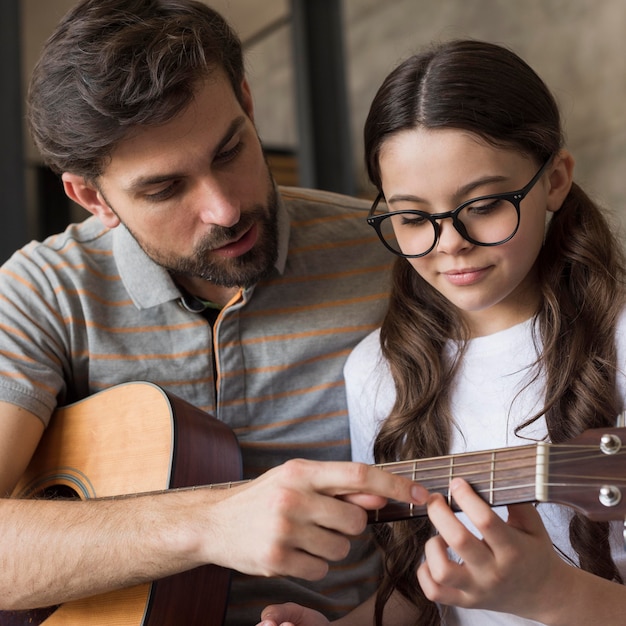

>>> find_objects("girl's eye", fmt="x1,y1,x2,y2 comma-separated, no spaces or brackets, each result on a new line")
465,197,505,216
397,212,428,227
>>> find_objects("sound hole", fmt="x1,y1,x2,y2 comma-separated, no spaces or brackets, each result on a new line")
38,484,81,499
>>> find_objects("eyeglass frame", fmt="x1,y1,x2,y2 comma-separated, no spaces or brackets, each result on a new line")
367,156,554,258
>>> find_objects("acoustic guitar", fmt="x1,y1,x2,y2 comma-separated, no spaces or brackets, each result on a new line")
3,382,626,624
2,382,242,626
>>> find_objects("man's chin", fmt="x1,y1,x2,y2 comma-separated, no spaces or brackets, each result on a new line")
170,250,276,289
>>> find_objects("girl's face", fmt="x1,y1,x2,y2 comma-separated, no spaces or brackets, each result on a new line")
378,127,566,337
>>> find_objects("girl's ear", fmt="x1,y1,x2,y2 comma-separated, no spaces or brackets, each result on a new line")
546,149,575,213
61,173,120,228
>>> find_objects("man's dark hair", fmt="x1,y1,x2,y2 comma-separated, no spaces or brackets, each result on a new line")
28,0,245,179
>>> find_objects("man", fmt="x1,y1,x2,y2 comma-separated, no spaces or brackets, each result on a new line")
0,1,425,624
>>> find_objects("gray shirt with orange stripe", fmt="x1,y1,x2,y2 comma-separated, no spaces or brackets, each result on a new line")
0,186,393,623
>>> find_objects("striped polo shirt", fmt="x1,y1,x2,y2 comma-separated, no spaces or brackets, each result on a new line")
0,186,393,623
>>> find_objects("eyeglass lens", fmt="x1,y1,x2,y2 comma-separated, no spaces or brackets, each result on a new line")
376,196,519,257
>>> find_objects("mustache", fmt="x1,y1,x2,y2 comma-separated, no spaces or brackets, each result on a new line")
196,209,263,251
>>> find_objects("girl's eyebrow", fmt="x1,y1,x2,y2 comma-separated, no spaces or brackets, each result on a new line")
388,174,511,206
124,116,247,192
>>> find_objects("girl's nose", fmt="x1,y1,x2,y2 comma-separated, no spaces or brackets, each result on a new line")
435,217,472,254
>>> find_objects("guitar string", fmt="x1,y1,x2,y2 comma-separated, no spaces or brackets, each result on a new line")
381,450,626,483
204,446,626,497
369,447,626,518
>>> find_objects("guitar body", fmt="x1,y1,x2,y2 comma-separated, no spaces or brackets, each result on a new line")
2,382,242,626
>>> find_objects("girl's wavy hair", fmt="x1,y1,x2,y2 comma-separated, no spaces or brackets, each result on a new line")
27,0,244,180
364,39,625,624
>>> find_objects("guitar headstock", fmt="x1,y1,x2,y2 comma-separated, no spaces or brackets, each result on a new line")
546,427,626,521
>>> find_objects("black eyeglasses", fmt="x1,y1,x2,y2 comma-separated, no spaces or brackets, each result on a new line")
367,157,553,258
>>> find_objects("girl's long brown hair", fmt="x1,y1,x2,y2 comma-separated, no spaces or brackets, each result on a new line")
363,40,626,624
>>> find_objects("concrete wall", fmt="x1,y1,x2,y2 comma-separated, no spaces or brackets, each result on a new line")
344,0,626,220
247,0,626,234
22,1,626,232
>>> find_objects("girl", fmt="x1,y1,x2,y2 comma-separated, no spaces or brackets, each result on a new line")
258,39,626,625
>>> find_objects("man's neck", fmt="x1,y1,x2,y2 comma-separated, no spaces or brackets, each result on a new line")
174,276,240,308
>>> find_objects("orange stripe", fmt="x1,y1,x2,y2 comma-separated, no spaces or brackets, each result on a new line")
53,287,133,306
42,260,119,281
219,347,351,378
234,408,346,435
68,318,206,334
85,348,209,360
290,212,368,228
236,293,388,319
221,379,344,409
290,234,381,255
240,437,349,451
264,263,391,287
0,370,57,396
1,275,68,327
0,349,43,365
219,323,379,350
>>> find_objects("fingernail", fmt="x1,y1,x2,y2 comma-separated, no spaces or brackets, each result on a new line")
449,477,464,492
412,484,429,503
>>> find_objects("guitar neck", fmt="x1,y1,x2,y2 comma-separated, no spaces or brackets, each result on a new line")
367,428,626,524
368,443,542,523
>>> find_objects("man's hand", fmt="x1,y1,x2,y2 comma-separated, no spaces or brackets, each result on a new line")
202,458,428,580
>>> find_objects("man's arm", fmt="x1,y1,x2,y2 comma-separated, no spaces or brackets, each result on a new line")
0,402,427,611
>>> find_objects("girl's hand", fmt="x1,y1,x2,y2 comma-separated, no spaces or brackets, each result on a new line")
257,602,329,626
418,477,568,621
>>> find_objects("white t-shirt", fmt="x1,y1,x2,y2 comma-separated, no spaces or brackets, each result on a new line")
345,313,626,625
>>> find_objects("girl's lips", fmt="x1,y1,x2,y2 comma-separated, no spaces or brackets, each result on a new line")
212,223,258,258
443,266,491,286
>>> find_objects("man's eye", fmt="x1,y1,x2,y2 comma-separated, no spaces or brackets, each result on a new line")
215,141,243,164
144,182,179,202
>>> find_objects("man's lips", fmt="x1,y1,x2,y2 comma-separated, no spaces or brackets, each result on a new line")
211,223,259,258
442,266,491,286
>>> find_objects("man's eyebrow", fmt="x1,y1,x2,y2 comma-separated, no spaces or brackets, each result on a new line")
125,116,248,192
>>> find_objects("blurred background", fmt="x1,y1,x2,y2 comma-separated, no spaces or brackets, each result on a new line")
2,0,625,262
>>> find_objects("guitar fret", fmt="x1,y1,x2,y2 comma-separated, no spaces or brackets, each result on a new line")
490,451,496,505
447,456,454,506
536,441,548,502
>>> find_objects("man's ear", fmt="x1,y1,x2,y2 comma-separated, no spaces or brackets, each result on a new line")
61,173,120,228
240,78,254,121
546,149,575,213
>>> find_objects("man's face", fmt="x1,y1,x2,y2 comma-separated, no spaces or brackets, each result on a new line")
92,73,279,290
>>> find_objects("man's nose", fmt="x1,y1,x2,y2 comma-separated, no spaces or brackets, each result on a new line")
196,182,241,227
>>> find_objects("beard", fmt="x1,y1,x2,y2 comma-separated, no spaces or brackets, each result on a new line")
168,185,280,288
124,183,280,289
